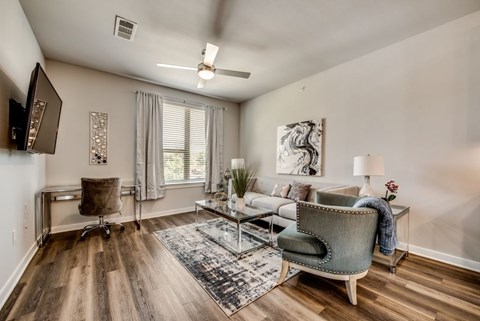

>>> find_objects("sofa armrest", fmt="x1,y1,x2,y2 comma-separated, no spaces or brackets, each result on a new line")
325,185,360,196
315,191,361,207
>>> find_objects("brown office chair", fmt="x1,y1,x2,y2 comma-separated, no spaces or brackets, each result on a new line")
78,177,125,240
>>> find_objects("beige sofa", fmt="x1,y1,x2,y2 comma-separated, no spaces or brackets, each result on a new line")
232,177,359,227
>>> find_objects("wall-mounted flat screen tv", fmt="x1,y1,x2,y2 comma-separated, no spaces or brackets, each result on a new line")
19,63,63,154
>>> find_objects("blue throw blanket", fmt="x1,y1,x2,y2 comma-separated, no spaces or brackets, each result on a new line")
353,197,397,255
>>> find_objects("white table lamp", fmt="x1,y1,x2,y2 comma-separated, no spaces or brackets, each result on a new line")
231,158,245,169
353,155,385,197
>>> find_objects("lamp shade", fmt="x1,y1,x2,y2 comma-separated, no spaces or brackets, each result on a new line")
353,155,385,176
231,158,245,169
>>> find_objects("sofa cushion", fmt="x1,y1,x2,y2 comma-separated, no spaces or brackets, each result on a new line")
231,191,265,205
250,177,352,203
277,223,327,256
277,216,295,228
278,202,297,221
287,181,311,201
271,183,291,198
251,196,294,212
252,178,278,194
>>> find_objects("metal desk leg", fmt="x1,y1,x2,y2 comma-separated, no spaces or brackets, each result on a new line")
134,193,140,230
34,192,43,247
406,210,410,257
139,200,142,230
133,185,142,230
36,192,51,248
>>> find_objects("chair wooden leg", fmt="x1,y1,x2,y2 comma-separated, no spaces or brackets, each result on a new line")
277,260,290,285
345,275,357,305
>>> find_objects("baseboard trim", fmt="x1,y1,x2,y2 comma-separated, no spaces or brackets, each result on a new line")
408,244,480,273
141,206,195,220
50,206,195,234
0,241,38,310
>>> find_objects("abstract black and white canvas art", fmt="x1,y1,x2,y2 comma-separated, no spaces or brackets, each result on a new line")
276,119,323,176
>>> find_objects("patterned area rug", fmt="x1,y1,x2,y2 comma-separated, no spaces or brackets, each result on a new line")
154,219,297,316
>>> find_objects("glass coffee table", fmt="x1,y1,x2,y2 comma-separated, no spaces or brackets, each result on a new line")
195,199,274,257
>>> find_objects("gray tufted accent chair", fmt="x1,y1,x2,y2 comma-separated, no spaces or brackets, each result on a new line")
78,177,125,240
277,192,378,305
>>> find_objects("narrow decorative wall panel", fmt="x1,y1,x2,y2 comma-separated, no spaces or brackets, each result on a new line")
89,111,108,164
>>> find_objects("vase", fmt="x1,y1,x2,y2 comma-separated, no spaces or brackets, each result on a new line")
236,197,246,210
214,191,228,205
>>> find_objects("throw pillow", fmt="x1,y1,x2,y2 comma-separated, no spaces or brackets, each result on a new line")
287,181,312,201
271,184,291,198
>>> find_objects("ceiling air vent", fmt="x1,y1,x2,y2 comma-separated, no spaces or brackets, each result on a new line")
114,15,137,41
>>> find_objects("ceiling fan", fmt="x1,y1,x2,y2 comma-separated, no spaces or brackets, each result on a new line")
156,43,251,88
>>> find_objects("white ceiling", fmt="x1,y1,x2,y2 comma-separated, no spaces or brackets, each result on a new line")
19,0,480,103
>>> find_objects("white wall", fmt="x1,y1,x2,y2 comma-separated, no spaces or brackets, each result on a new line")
44,61,240,232
0,0,46,309
240,11,480,271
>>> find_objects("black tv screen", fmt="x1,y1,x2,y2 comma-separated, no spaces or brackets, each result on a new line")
21,63,62,154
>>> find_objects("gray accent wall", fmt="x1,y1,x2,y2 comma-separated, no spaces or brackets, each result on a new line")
240,11,480,270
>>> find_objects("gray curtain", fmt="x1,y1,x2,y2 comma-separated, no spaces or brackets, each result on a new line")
204,106,224,193
136,91,166,200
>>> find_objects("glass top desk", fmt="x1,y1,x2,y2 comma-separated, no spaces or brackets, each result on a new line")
35,182,142,247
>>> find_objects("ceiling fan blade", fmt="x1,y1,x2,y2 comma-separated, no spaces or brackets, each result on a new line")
156,63,197,71
215,68,251,79
203,43,219,67
210,0,230,38
197,79,207,88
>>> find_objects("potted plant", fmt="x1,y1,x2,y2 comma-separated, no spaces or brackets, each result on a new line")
231,166,255,209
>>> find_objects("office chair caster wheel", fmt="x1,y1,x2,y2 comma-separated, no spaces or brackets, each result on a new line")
120,225,125,232
103,227,111,239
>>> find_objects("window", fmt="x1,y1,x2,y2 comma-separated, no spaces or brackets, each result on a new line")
163,101,205,183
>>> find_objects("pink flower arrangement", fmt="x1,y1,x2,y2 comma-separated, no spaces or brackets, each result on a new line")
383,179,399,202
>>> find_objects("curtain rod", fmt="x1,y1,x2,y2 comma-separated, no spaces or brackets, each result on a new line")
133,90,227,110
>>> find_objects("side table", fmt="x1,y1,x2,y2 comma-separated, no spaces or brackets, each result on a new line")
373,204,410,273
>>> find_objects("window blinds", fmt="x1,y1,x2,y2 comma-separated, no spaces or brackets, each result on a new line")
163,101,206,183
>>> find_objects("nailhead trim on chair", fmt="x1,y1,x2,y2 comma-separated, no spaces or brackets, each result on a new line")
298,201,377,215
284,258,368,275
296,204,332,265
295,223,332,264
295,201,376,272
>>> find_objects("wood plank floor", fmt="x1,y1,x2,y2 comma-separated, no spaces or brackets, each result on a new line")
1,211,479,321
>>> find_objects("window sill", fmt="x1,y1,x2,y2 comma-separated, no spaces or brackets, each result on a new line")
166,181,205,190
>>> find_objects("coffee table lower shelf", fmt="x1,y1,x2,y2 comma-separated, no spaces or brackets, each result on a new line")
196,220,270,258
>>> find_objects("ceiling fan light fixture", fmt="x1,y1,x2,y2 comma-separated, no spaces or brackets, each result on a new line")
198,69,215,80
156,44,250,86
198,63,215,80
